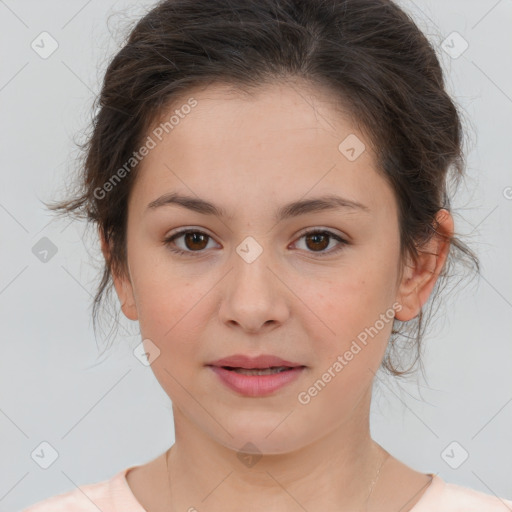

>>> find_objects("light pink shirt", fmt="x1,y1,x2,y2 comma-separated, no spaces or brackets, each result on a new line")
21,466,512,511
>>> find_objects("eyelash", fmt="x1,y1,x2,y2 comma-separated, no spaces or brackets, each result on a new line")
163,228,348,257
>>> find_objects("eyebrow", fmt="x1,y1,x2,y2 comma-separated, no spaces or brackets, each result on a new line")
145,192,370,222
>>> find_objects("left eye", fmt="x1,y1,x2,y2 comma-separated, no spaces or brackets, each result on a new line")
293,229,348,255
163,229,348,256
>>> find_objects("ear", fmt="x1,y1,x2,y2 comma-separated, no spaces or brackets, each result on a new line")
98,225,138,321
394,209,454,322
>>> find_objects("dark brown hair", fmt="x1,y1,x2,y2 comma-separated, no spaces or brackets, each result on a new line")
46,0,479,377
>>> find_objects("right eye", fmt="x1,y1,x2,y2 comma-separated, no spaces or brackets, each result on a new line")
163,229,219,256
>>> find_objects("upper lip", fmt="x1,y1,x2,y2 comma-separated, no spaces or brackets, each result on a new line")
207,354,305,369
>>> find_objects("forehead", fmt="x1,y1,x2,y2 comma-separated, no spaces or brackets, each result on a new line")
128,80,392,218
150,80,363,150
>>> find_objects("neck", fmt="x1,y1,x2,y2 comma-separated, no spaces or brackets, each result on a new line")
167,387,388,512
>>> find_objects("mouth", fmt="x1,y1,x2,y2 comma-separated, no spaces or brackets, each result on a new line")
206,364,307,396
207,353,305,370
216,365,305,376
205,354,307,396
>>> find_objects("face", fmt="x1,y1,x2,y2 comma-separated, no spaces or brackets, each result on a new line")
105,80,451,455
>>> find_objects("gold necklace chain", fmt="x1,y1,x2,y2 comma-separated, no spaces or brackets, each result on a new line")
165,445,390,512
365,450,390,511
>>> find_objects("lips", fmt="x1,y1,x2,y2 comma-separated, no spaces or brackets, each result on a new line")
208,364,306,396
207,354,304,370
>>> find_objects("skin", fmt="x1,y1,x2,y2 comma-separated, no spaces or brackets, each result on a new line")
101,79,453,512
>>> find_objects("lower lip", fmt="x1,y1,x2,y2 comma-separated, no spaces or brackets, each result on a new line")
208,366,306,397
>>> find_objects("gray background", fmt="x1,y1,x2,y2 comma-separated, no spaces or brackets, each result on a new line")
1,0,511,509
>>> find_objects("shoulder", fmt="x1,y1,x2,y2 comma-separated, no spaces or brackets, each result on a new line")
439,481,512,511
414,474,512,511
20,466,143,512
21,482,110,512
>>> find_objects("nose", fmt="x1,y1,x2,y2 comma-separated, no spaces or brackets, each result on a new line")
217,249,290,334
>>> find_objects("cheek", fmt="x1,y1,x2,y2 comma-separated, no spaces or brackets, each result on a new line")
136,276,210,397
130,260,216,369
136,276,204,341
126,236,197,335
304,251,399,360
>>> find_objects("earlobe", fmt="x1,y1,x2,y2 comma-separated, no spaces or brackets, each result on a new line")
394,209,454,322
112,273,138,321
98,225,139,321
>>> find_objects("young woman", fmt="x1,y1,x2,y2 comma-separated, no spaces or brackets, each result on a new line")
23,0,512,510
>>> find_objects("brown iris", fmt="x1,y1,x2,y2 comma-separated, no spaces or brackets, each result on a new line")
184,232,209,250
304,232,330,252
